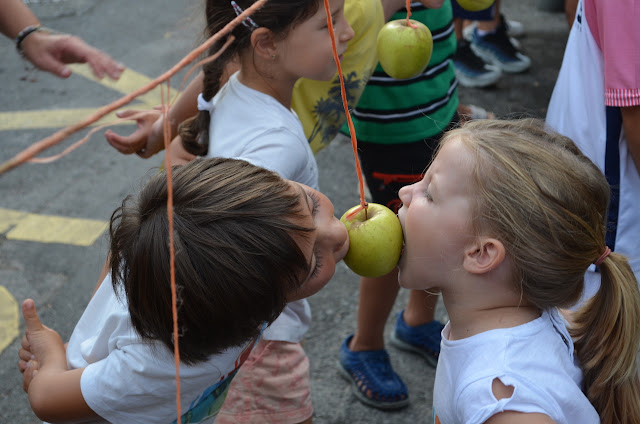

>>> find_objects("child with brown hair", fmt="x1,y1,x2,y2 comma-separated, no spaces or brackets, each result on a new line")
17,157,349,423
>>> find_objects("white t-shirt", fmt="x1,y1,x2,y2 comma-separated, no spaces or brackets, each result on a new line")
64,274,256,423
546,0,640,303
203,72,319,342
433,309,599,424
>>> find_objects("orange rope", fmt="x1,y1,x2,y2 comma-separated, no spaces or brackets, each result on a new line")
0,0,265,175
159,80,182,422
27,36,236,163
405,0,417,28
323,0,368,220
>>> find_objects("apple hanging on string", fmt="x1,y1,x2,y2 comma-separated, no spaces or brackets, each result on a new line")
456,0,495,12
376,19,433,80
340,203,404,278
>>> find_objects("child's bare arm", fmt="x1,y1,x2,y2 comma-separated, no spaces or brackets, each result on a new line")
621,105,640,172
19,299,97,422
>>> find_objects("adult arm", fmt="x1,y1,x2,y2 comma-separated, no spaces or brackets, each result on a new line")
621,106,640,172
19,299,96,422
1,0,123,79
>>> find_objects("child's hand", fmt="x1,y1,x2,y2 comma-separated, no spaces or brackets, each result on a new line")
20,300,67,374
17,331,37,374
105,108,165,158
18,300,91,421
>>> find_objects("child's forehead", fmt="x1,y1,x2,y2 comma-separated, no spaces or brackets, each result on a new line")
428,138,476,188
433,136,472,169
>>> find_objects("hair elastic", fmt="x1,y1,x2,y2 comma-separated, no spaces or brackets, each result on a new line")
231,1,259,30
594,246,611,266
197,93,214,112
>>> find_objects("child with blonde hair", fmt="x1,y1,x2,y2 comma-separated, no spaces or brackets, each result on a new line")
397,119,640,423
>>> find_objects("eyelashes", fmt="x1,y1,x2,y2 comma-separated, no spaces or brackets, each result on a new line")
309,191,320,215
310,250,323,280
307,190,322,279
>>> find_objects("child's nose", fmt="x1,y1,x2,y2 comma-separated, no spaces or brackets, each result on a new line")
340,20,355,43
330,217,349,260
398,185,411,206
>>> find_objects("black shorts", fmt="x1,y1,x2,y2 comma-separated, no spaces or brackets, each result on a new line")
357,117,458,213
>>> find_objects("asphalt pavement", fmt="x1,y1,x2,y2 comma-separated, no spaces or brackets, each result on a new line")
0,1,569,422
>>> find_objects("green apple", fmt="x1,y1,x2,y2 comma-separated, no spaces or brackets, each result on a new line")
376,19,433,80
456,0,495,12
340,203,404,278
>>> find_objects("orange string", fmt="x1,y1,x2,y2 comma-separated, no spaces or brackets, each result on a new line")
405,0,417,28
160,81,182,422
0,0,264,175
323,0,367,220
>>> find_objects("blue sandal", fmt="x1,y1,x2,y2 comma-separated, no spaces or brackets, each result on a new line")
338,335,409,410
390,311,444,368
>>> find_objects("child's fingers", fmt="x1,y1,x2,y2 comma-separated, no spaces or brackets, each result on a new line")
21,333,31,351
17,358,38,374
18,347,35,363
22,299,44,333
22,360,38,393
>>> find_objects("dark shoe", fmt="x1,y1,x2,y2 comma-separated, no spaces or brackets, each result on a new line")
453,39,502,88
390,311,444,368
470,17,531,73
338,335,409,410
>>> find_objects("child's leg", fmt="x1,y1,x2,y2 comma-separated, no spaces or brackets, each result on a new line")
338,268,409,410
389,290,443,368
349,271,400,351
403,289,439,326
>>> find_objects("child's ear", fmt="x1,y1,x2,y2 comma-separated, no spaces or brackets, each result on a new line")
463,237,505,274
250,28,277,60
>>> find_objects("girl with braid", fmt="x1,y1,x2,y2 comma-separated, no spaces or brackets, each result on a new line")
167,1,354,423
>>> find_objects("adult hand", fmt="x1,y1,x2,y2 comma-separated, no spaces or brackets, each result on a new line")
21,31,124,80
105,109,166,158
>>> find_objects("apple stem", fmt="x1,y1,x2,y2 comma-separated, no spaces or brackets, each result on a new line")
405,0,418,28
345,202,369,221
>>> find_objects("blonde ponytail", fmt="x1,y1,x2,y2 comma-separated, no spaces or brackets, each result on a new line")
571,253,640,424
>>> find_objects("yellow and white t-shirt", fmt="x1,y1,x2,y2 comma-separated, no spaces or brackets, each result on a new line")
291,0,384,154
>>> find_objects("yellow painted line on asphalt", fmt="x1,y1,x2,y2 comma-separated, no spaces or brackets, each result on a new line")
0,286,19,356
0,64,182,131
0,208,108,246
0,64,181,246
68,63,181,108
0,108,130,131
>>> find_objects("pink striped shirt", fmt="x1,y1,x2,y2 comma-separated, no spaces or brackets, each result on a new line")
586,0,640,107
